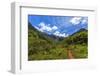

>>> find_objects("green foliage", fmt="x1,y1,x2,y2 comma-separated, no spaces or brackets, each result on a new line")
68,44,88,58
28,22,88,60
62,29,88,45
28,47,68,60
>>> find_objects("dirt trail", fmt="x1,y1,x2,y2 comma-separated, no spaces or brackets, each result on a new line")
67,50,74,59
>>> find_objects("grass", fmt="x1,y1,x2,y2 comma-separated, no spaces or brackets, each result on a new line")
28,47,67,60
28,44,88,60
69,44,88,58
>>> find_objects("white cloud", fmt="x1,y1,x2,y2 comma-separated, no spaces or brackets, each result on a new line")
53,31,60,36
59,33,66,37
52,26,58,30
70,17,82,25
70,17,88,25
65,34,69,37
38,22,52,32
81,18,88,24
38,22,58,32
34,22,69,37
53,31,69,37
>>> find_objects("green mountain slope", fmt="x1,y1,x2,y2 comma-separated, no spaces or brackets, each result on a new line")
62,28,88,45
28,22,54,55
28,22,88,60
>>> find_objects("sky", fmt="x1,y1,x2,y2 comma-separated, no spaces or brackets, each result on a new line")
28,15,88,37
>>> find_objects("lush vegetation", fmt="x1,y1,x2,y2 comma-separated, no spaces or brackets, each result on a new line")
28,22,88,60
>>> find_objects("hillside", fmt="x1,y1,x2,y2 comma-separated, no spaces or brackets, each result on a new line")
28,22,88,60
28,22,55,55
62,28,88,45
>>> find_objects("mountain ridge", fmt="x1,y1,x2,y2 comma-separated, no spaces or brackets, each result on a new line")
29,22,87,42
28,22,88,60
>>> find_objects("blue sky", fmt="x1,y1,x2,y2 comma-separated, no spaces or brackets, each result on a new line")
28,15,88,37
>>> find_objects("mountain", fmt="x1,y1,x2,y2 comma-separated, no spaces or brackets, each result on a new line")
62,28,88,45
28,22,88,60
29,22,64,41
28,22,59,55
29,22,87,44
73,28,87,34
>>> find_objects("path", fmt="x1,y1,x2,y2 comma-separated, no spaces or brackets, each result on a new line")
67,50,74,59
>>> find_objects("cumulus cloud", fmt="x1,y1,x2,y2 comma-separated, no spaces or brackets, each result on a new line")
38,22,52,32
53,31,60,36
53,31,69,37
70,17,82,25
37,22,58,32
70,17,88,25
52,26,58,30
81,17,88,24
